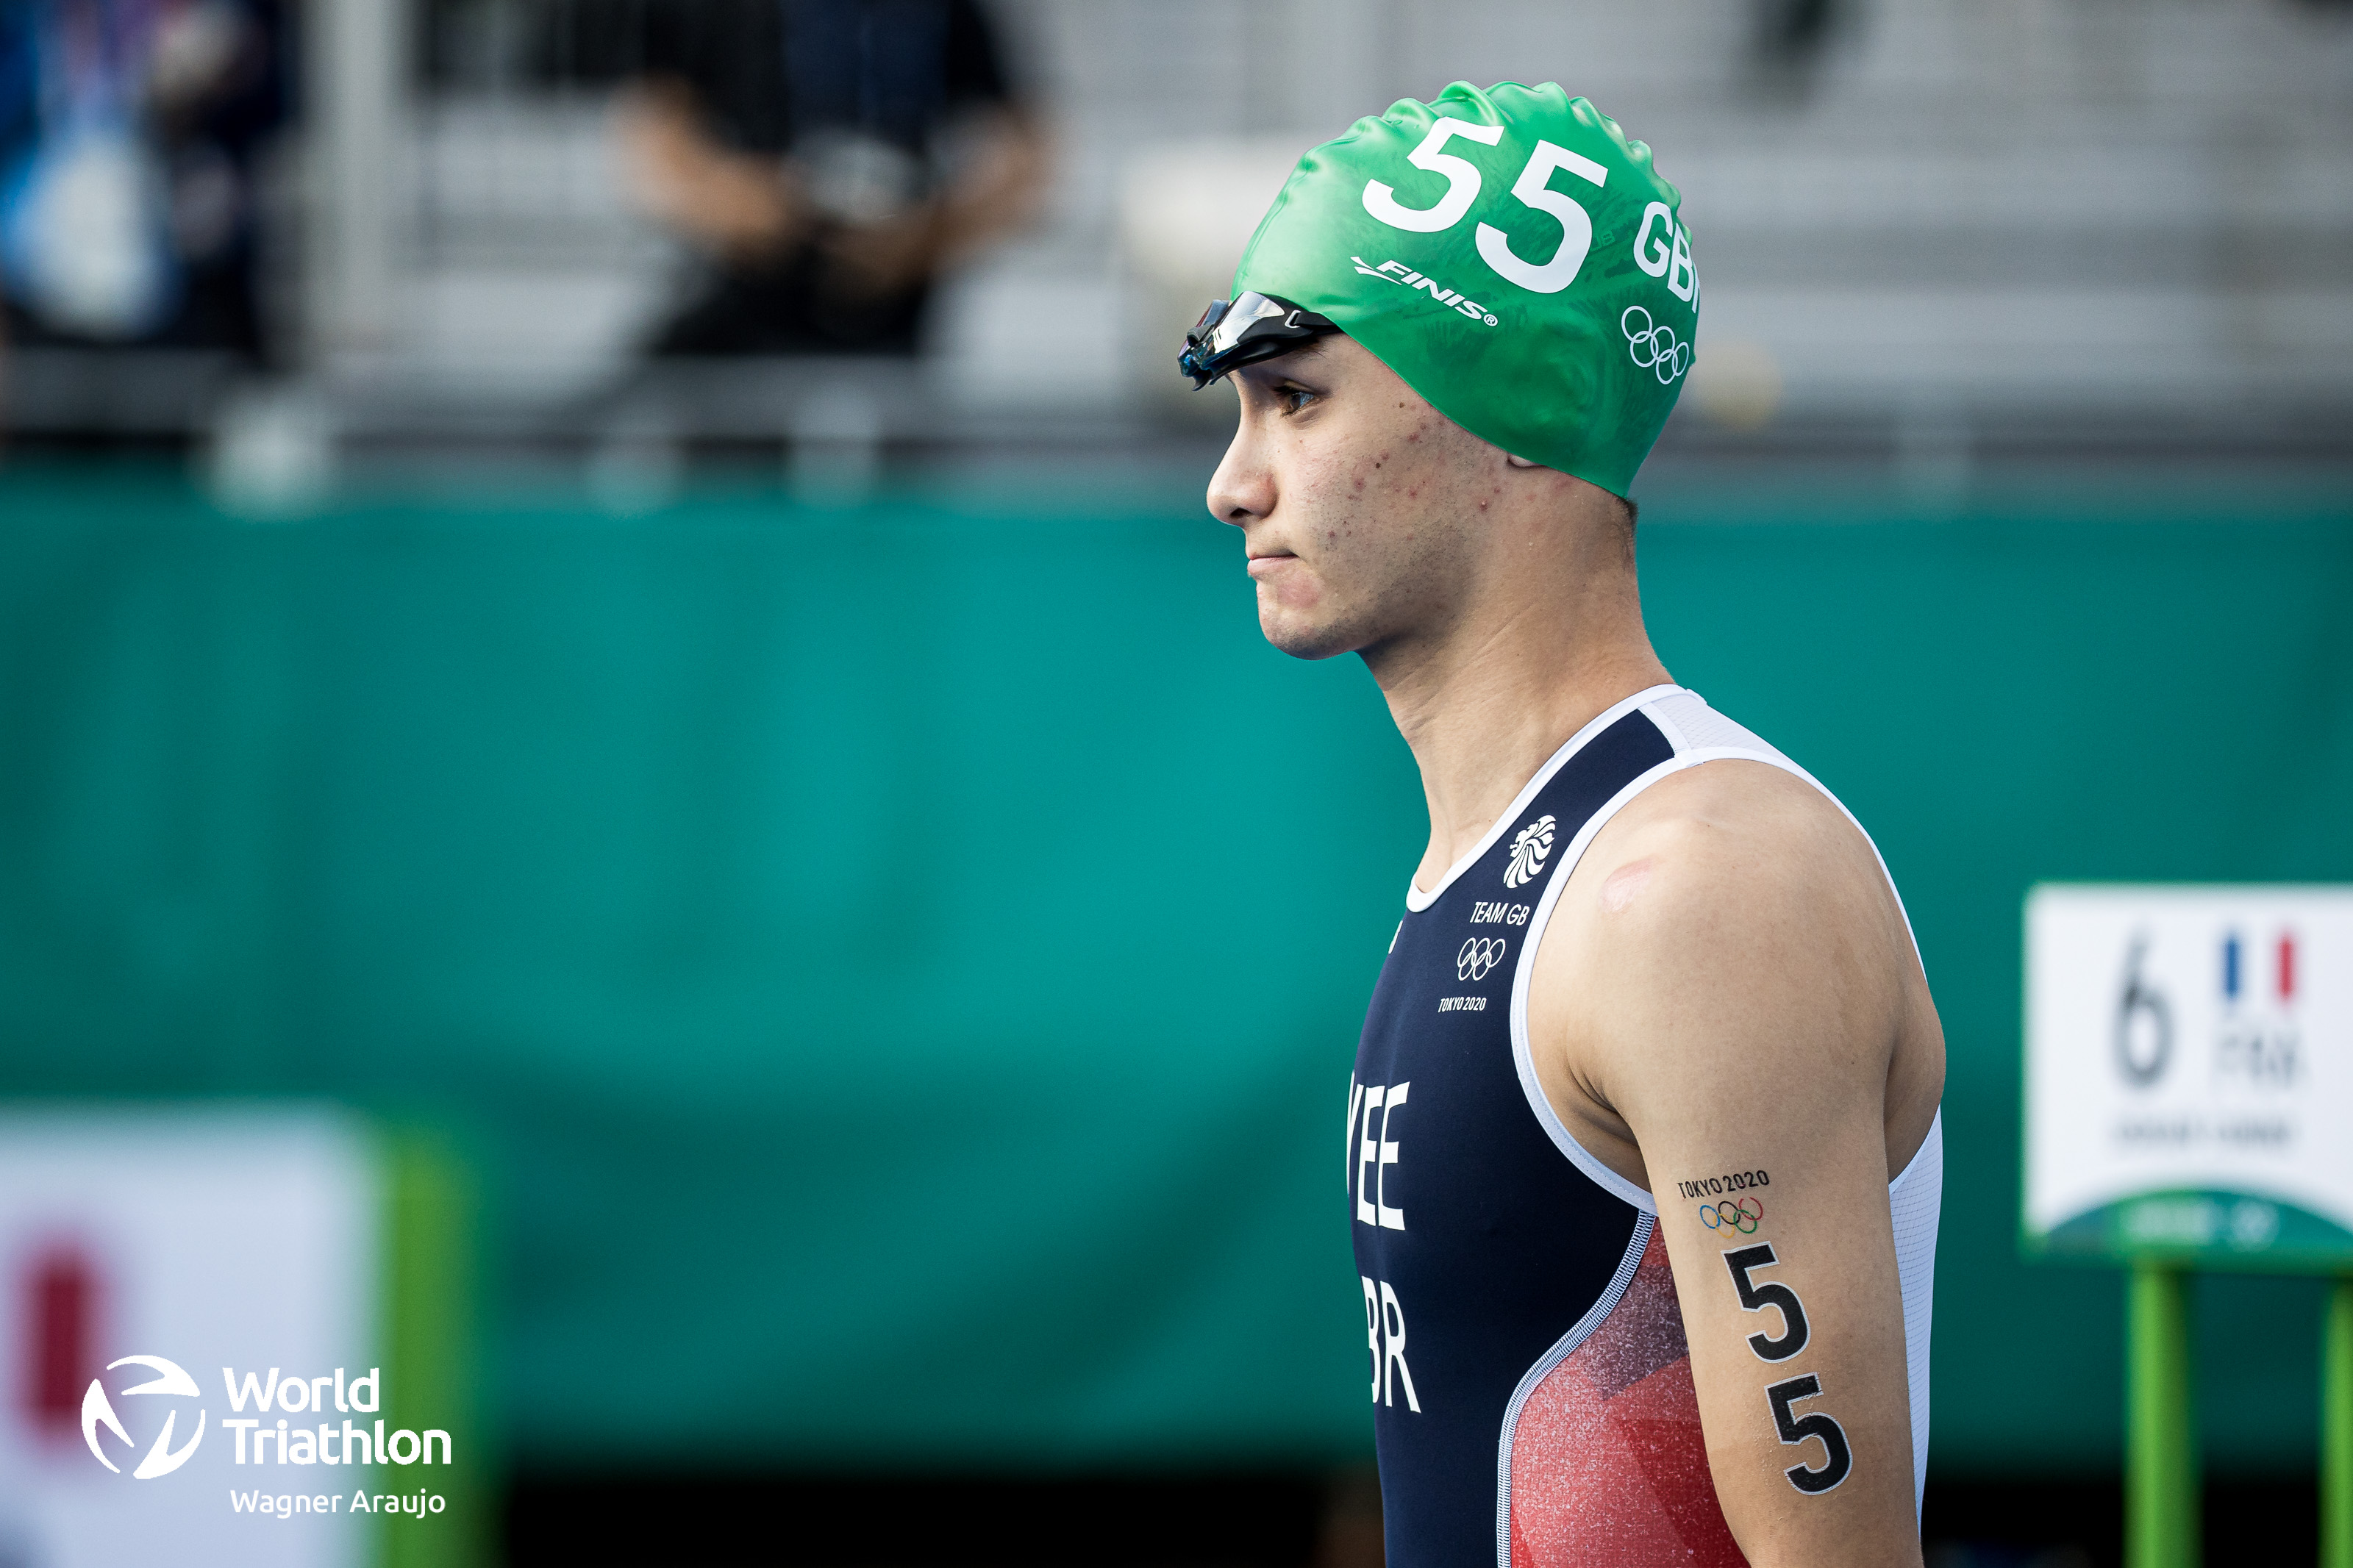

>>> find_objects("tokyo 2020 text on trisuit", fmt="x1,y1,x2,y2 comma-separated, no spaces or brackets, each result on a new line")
1184,82,1947,1568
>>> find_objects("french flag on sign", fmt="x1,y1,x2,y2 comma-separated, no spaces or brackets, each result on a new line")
2224,930,2298,1005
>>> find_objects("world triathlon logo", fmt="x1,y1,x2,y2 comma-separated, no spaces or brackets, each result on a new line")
1503,815,1556,889
83,1355,206,1479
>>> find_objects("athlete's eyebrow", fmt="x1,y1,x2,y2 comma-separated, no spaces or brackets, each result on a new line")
1246,339,1332,379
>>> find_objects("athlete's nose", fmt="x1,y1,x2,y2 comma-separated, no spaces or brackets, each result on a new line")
1205,425,1275,529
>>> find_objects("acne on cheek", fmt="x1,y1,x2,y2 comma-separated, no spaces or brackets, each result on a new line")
1601,858,1655,914
1345,448,1395,493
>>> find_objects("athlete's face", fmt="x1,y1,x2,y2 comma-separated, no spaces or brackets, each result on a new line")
1205,334,1508,662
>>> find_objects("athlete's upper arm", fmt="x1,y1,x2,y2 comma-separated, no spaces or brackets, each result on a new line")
1564,775,1926,1568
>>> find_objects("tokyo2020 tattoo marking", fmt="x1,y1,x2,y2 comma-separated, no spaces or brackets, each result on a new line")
1679,1167,1768,1233
1675,1167,1769,1200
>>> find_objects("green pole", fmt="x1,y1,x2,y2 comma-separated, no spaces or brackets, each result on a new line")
377,1128,488,1568
2127,1261,2198,1568
2325,1276,2353,1568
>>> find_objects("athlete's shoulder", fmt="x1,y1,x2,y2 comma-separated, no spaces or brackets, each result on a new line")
1544,756,1913,1050
1593,756,1885,927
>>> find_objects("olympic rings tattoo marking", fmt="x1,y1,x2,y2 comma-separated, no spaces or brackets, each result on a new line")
1699,1196,1763,1234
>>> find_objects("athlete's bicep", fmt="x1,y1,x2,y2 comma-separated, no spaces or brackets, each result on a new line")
1572,818,1924,1567
1640,1090,1916,1567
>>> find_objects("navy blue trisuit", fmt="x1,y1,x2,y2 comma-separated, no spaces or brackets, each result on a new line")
1344,684,1943,1568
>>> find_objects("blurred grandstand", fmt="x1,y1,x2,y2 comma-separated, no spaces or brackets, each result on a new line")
1,0,2347,499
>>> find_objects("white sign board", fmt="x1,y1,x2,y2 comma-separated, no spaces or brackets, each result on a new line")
0,1109,376,1568
2024,885,2353,1267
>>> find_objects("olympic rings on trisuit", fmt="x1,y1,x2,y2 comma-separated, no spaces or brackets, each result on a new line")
1698,1195,1763,1234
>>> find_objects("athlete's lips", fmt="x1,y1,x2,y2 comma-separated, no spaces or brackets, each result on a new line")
1246,552,1297,579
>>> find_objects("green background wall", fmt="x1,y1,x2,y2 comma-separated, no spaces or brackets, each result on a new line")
1,467,2346,1476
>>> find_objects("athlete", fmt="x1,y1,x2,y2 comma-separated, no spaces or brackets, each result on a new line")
1179,84,1944,1567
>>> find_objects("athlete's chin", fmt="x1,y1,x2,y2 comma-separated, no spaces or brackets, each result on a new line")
1251,570,1367,659
1257,605,1365,662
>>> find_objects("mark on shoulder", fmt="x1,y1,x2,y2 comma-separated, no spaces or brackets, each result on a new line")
1588,757,1879,913
1557,758,1913,1010
1532,759,1944,1192
1600,856,1654,914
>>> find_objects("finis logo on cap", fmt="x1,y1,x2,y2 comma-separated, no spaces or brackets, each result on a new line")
1349,257,1499,326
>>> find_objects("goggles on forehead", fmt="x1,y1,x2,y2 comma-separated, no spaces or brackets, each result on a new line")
1178,292,1340,389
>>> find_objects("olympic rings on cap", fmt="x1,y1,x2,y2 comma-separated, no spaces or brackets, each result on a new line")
1621,306,1691,384
1699,1196,1763,1234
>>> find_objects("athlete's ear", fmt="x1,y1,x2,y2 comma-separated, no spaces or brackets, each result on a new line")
1506,453,1543,469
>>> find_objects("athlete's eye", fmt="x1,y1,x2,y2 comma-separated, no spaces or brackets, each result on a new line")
1276,383,1319,415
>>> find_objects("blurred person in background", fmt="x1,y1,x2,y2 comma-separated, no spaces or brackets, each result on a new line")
612,0,1046,357
0,0,286,354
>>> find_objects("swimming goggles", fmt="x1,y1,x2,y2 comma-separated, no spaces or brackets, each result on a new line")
1178,292,1340,388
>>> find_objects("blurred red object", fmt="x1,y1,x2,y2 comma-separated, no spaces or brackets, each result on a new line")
24,1242,100,1439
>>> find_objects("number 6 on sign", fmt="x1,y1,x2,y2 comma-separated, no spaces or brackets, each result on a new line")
1363,118,1504,232
1476,140,1606,294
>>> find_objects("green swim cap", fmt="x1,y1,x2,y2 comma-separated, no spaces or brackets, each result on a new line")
1231,82,1698,498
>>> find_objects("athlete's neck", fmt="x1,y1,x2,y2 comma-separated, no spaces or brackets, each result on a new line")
1369,534,1669,897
